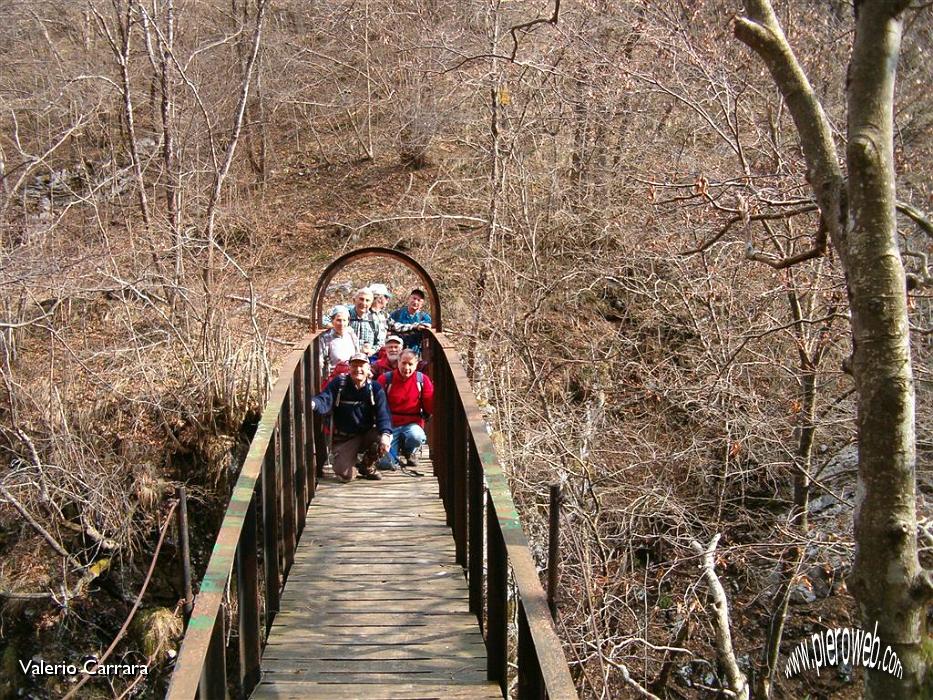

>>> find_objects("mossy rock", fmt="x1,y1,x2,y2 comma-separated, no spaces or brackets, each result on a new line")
129,607,182,660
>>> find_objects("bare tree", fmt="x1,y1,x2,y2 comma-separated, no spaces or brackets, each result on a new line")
734,1,931,695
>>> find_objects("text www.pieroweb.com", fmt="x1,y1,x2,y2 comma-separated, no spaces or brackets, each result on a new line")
784,622,901,680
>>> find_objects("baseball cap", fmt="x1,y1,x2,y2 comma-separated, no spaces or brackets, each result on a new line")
370,283,391,298
348,353,370,364
385,335,403,345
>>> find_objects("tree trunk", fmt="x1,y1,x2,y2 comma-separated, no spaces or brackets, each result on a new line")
787,283,818,532
845,2,930,696
466,0,504,380
158,0,182,297
792,370,815,522
735,1,931,694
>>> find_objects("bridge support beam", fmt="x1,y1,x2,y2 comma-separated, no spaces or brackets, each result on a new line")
198,610,227,700
292,364,307,535
487,498,508,696
262,438,281,635
452,398,467,567
236,493,261,696
468,438,484,626
311,343,326,480
303,346,316,498
280,401,296,573
519,600,545,699
434,361,450,517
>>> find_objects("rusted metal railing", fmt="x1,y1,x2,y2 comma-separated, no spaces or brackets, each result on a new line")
428,331,577,699
167,327,575,699
166,334,322,700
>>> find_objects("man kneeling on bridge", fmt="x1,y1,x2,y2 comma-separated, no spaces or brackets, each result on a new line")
310,353,393,482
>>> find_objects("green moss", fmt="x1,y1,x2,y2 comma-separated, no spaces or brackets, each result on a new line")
0,643,21,700
920,636,933,695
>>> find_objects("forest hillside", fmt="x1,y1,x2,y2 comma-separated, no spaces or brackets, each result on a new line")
0,0,930,697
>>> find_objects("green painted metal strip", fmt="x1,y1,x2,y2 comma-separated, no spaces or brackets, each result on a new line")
186,615,216,630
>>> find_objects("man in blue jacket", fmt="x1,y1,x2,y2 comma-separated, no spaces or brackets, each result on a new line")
388,288,432,353
311,353,392,482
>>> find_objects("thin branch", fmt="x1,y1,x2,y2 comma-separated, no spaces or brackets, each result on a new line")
650,601,696,695
903,250,932,289
681,204,818,255
897,201,933,239
745,217,827,269
714,311,849,387
0,589,55,600
322,213,489,233
0,112,91,221
440,0,561,72
599,654,662,699
509,0,561,61
895,202,933,238
134,4,219,172
0,558,112,602
203,0,267,287
0,484,79,567
225,294,310,322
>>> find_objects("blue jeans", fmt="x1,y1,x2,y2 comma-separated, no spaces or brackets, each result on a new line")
378,423,426,466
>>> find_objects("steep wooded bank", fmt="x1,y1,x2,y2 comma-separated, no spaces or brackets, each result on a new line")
0,1,929,697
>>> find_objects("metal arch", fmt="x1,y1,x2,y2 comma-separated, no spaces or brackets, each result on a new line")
310,247,443,332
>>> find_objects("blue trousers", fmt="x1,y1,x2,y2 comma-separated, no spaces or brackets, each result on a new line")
379,423,426,466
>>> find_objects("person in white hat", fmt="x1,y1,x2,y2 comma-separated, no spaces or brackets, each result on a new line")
368,283,392,353
369,282,391,300
320,305,360,377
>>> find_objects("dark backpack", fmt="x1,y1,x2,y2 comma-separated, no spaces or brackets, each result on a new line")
334,374,375,408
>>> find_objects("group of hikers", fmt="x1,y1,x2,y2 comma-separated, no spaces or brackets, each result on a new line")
309,284,435,482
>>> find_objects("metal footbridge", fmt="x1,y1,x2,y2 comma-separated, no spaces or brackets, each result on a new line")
166,249,576,699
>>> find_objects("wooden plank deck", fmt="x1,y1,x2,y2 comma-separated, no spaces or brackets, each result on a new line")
251,458,500,700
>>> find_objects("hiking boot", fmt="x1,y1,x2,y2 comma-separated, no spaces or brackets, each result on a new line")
358,463,383,480
402,452,419,468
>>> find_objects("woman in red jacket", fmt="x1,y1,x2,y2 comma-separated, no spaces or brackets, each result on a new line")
377,350,434,468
